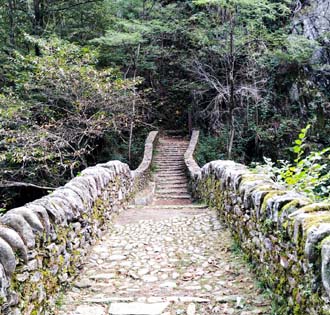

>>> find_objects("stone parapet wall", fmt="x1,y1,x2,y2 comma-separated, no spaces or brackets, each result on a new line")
132,131,159,189
184,130,201,181
184,130,201,198
184,132,330,315
0,131,158,315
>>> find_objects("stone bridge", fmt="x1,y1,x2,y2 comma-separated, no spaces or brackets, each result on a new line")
0,131,330,315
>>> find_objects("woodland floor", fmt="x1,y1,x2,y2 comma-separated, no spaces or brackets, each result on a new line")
56,137,272,315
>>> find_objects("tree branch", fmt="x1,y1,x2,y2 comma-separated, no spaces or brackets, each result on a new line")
0,181,55,191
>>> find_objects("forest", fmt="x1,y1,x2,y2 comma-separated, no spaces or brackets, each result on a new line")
0,0,329,210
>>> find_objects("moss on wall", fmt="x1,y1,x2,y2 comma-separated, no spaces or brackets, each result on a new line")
191,160,330,315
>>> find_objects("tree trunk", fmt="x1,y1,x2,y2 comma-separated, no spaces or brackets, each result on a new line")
128,43,141,165
227,14,236,159
7,0,15,46
228,114,235,159
33,0,44,55
188,107,193,134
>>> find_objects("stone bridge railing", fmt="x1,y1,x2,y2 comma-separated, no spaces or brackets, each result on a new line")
185,130,330,315
0,131,158,315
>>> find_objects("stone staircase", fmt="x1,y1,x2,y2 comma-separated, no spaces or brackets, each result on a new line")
153,137,192,204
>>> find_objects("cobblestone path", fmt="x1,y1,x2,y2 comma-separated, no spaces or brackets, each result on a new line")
57,137,271,315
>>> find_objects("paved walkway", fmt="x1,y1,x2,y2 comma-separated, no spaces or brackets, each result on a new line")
56,137,271,315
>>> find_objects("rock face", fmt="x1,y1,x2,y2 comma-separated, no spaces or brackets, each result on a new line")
291,0,330,104
186,130,330,314
292,0,330,64
293,0,330,41
0,132,158,315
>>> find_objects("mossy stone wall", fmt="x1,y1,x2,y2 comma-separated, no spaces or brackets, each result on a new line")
191,161,330,314
0,131,158,315
184,131,330,315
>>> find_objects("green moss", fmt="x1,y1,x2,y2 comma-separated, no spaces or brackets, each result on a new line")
239,174,268,186
193,174,329,314
321,235,330,247
261,190,287,212
6,180,123,314
303,212,330,231
299,203,330,213
282,199,305,212
252,185,280,193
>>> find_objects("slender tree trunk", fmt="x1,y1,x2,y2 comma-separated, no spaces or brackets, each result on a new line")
228,114,235,159
33,0,44,55
128,43,141,165
188,107,192,134
8,0,15,46
128,90,136,165
228,14,235,159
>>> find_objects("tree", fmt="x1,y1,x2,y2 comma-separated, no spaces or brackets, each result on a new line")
191,0,290,158
0,37,142,209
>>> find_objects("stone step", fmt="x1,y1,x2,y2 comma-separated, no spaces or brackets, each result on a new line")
155,170,185,174
157,185,188,190
156,172,185,176
156,147,186,149
156,174,186,178
155,153,184,155
156,189,189,194
156,148,186,151
155,156,184,159
157,150,187,152
156,145,186,148
155,154,185,157
155,170,185,175
155,194,191,199
155,162,185,165
156,185,188,189
158,146,187,149
154,154,184,157
155,157,184,160
156,184,188,189
154,158,184,162
156,172,186,176
154,199,193,205
157,145,187,148
154,161,184,165
155,170,186,177
156,183,188,189
154,166,185,170
156,153,186,155
156,179,188,184
137,204,207,209
157,148,187,150
156,178,187,182
158,141,187,143
157,188,188,193
155,166,185,171
156,170,185,174
156,190,190,196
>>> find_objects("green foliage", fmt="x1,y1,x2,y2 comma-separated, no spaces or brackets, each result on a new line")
272,35,318,65
195,133,226,165
1,0,329,209
0,36,143,209
254,125,330,201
